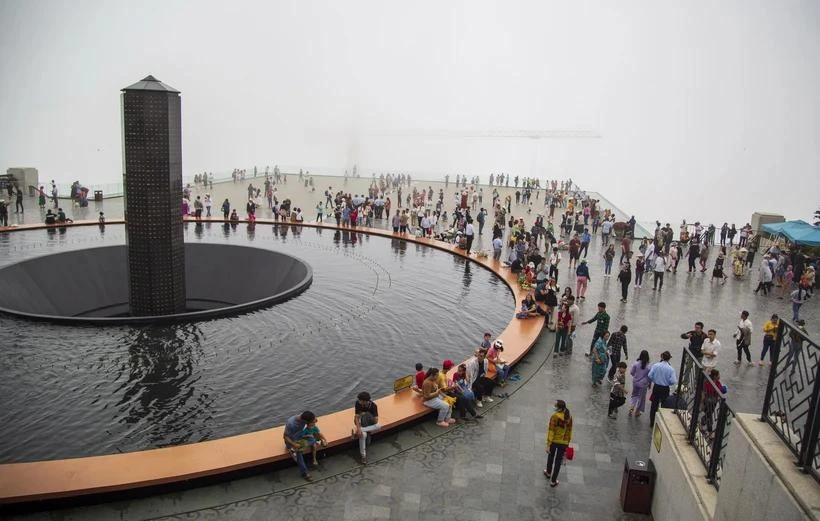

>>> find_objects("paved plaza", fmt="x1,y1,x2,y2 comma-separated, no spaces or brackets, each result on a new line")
2,176,816,520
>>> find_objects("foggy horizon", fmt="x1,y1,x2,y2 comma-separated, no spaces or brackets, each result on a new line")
1,0,817,227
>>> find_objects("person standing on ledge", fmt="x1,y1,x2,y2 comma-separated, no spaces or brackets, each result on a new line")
283,410,318,481
648,351,677,428
543,399,573,488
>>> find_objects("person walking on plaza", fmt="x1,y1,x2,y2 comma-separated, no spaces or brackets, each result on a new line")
608,361,628,418
544,399,573,488
583,302,610,357
554,302,573,355
759,314,780,366
618,261,632,302
629,350,651,417
591,330,610,386
648,351,677,428
603,244,615,277
790,286,811,322
575,259,591,300
681,322,707,361
607,325,629,381
733,310,753,365
652,252,667,291
702,329,720,369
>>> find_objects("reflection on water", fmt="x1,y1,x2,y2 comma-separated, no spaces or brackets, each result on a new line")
117,325,211,448
0,225,512,462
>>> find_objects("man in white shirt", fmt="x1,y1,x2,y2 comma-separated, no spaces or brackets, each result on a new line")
601,219,613,247
702,329,720,369
464,220,475,254
652,253,667,291
549,246,561,280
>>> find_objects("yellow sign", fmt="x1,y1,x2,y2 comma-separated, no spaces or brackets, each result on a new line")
653,424,663,453
393,375,414,393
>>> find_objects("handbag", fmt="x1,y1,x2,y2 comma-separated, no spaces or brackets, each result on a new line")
565,446,575,460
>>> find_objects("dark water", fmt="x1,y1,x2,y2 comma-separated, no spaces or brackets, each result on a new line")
0,224,512,463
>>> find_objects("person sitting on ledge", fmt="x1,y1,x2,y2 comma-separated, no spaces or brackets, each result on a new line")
517,292,548,321
229,209,239,225
44,209,57,225
421,367,456,428
56,208,73,224
352,391,381,465
283,410,318,481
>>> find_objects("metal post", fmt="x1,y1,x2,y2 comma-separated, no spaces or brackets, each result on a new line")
688,369,705,443
798,364,820,471
708,399,728,484
675,347,688,412
761,321,786,421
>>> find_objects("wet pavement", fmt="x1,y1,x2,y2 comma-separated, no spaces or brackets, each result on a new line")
2,177,815,520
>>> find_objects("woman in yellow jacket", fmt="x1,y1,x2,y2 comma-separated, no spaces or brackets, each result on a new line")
544,399,573,487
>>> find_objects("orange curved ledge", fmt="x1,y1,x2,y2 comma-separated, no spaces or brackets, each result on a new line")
0,218,544,505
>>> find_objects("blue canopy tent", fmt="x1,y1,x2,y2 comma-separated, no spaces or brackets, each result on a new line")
761,220,820,247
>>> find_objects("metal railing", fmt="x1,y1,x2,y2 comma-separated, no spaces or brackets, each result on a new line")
761,319,820,482
673,347,735,489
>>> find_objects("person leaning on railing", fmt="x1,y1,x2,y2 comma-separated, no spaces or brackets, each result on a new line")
648,351,677,428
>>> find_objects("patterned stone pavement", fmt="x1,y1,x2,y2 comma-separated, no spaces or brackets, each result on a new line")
3,176,815,520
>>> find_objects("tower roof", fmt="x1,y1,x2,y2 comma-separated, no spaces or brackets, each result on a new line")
122,75,180,93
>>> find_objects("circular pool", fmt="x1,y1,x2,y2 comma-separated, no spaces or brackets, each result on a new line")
0,223,513,463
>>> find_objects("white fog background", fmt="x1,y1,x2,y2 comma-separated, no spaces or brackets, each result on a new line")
1,0,817,227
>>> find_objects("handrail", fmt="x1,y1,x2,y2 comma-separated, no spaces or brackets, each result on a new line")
761,319,820,482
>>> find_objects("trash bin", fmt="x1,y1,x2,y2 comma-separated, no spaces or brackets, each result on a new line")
94,190,103,201
620,458,656,514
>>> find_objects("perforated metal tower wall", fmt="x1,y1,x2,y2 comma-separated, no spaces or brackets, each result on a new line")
121,75,186,316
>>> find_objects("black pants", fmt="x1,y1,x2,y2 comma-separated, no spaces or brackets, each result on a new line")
609,394,626,415
736,339,751,362
621,281,629,300
545,443,567,483
223,210,229,220
465,235,474,253
472,376,495,401
549,265,559,279
455,395,478,419
650,385,671,427
608,353,621,380
653,271,664,290
688,255,697,271
15,200,23,212
579,242,589,257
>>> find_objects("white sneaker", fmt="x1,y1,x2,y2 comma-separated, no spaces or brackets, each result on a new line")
476,401,484,408
485,396,494,402
733,360,740,365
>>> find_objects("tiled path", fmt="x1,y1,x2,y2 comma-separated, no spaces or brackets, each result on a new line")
3,177,815,520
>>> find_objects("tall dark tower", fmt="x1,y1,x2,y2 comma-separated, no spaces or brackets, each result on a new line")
121,75,186,316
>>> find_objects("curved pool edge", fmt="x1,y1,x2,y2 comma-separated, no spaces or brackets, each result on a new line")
0,218,544,506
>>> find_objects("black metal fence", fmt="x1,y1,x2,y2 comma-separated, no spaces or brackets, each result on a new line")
673,347,734,489
761,319,820,482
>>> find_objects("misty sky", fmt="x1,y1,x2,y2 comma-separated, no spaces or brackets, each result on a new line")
1,0,817,227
